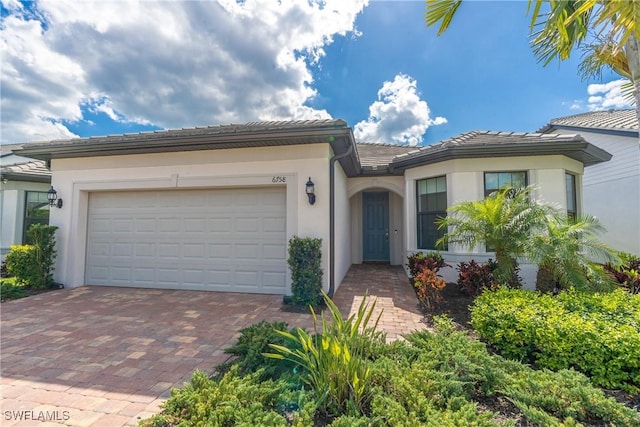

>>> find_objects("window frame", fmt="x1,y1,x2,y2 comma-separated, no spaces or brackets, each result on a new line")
483,171,528,197
22,191,50,244
416,175,448,251
565,172,577,222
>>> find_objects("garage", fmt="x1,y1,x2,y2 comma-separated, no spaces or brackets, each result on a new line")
85,187,287,294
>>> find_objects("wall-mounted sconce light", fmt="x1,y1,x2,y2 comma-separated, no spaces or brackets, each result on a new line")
47,186,63,208
305,177,316,205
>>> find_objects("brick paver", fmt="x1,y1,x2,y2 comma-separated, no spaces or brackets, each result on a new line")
1,264,424,426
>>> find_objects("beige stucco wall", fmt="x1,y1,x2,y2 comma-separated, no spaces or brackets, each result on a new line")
334,163,351,287
403,155,585,289
0,181,51,256
49,143,340,293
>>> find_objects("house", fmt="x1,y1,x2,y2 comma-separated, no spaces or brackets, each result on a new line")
0,144,52,257
539,109,639,255
15,119,610,293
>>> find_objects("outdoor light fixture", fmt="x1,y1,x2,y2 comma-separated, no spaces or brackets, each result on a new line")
305,177,316,205
47,186,63,208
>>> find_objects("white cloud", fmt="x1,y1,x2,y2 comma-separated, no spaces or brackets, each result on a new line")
587,79,633,111
354,74,446,146
1,0,368,143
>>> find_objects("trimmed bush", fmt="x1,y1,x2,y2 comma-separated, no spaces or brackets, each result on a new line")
5,245,37,286
5,224,58,289
287,236,323,307
471,287,640,392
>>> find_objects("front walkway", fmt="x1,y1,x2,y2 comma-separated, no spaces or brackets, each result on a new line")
0,264,424,426
333,264,427,341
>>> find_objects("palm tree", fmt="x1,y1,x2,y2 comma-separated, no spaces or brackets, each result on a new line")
425,0,640,124
436,186,552,287
527,213,618,292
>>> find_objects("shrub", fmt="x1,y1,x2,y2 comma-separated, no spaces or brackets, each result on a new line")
28,224,58,289
471,287,640,392
5,224,58,289
265,293,384,418
287,236,323,307
223,321,301,380
406,251,450,277
0,278,29,301
140,367,298,426
456,259,499,296
413,268,446,310
5,245,37,286
604,252,640,294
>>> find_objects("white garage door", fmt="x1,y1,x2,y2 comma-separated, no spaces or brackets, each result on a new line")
85,187,287,294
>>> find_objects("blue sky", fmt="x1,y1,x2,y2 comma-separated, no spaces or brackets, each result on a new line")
1,0,630,146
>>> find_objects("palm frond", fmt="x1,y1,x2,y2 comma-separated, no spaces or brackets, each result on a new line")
425,0,463,36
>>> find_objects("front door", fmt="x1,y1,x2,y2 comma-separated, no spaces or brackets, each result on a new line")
363,192,390,262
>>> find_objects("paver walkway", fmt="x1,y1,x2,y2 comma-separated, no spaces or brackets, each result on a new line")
1,264,424,426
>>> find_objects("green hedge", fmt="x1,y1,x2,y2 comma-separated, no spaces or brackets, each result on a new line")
470,288,640,392
287,236,323,307
5,245,37,286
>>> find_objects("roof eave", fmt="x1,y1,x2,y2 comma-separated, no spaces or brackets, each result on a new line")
14,123,353,161
0,171,51,183
390,141,612,172
544,124,639,138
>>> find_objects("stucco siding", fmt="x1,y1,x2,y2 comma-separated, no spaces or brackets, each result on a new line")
49,143,335,292
0,181,51,256
403,155,585,289
334,162,351,290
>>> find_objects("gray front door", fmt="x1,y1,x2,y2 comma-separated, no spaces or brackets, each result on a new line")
363,192,389,262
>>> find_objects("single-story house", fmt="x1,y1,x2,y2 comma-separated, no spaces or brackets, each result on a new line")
539,109,639,256
0,144,52,257
15,119,611,293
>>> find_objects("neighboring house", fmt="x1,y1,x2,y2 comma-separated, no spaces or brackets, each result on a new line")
539,110,639,255
15,120,610,293
0,144,52,257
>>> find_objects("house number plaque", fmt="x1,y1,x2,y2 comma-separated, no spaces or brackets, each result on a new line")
272,176,286,183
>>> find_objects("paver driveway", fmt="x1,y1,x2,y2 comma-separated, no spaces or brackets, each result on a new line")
1,265,425,426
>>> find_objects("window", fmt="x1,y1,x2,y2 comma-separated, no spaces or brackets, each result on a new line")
483,171,527,252
484,171,527,197
566,173,577,222
23,192,50,244
417,176,447,250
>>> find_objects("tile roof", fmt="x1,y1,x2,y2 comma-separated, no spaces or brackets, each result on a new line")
0,160,51,182
542,109,638,133
23,119,347,147
356,143,415,168
389,130,610,170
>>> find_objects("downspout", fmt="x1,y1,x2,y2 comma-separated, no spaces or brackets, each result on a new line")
328,141,354,297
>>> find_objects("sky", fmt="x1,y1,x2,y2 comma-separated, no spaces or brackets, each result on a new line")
0,0,632,147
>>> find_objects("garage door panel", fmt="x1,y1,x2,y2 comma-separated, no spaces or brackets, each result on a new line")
86,188,287,294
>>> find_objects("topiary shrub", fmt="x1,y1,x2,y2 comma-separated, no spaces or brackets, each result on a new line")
287,236,323,307
471,287,640,392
